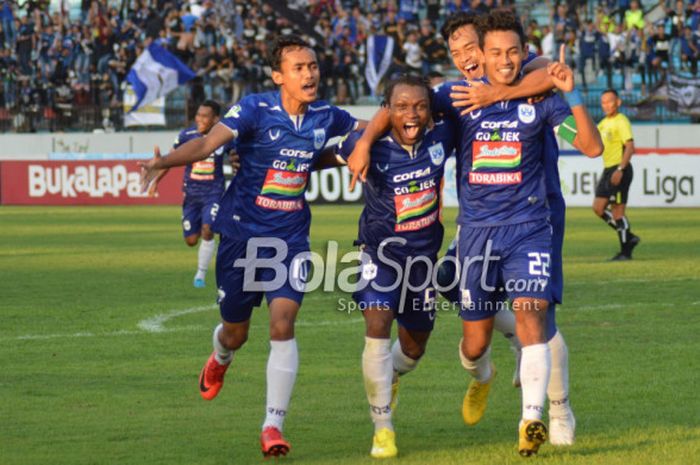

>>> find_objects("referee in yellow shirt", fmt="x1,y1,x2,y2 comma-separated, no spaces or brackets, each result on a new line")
593,89,640,261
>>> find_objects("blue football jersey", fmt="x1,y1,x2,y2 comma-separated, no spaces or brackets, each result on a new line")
433,81,571,227
174,126,232,197
215,91,357,241
338,120,456,260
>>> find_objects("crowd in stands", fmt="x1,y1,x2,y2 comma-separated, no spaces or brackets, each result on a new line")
1,0,698,131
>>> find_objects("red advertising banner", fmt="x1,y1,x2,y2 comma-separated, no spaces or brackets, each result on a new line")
0,161,184,205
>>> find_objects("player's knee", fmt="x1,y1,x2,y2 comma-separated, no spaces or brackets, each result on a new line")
201,225,214,241
592,204,604,217
184,234,199,247
461,338,489,361
401,343,425,360
220,329,248,351
269,318,295,340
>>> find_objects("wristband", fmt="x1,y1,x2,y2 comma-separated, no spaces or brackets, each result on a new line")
564,89,583,108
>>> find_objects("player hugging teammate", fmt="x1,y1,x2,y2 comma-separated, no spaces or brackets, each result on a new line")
348,9,602,458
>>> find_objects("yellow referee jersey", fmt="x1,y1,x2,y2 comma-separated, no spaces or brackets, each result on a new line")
597,113,633,168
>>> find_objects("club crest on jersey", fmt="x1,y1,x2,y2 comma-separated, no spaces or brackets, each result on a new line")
313,128,326,149
428,143,445,166
518,104,536,124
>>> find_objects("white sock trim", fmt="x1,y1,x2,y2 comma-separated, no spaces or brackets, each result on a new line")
363,337,393,431
391,339,419,375
520,343,551,421
547,331,571,415
212,324,233,364
197,238,216,275
263,339,299,432
459,339,492,383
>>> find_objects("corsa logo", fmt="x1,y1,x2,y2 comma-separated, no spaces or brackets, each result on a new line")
472,141,522,169
260,169,308,196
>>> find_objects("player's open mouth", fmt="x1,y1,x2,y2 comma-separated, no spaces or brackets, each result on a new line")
403,122,421,140
463,62,478,76
302,82,317,95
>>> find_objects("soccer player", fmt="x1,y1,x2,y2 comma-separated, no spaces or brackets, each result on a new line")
148,100,234,288
436,13,578,446
140,35,360,457
593,88,640,261
445,12,601,456
337,76,456,459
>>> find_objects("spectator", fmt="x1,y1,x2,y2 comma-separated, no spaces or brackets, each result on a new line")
625,0,645,31
578,19,598,91
680,25,699,74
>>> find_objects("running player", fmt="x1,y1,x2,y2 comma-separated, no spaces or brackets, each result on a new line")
139,35,360,458
337,76,456,459
445,11,601,456
148,100,234,288
594,88,640,261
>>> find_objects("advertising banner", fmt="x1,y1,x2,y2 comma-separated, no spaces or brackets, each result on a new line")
442,151,699,208
0,161,184,205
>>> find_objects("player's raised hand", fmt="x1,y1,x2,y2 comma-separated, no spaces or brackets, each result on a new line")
547,44,575,93
450,81,499,115
139,145,163,194
347,139,370,192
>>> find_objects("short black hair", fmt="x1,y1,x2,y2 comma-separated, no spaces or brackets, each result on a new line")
200,99,221,116
268,34,313,71
602,88,619,98
440,12,479,42
477,9,526,49
383,75,432,109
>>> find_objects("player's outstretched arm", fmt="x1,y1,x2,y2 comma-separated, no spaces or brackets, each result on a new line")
139,123,234,190
450,67,556,115
347,107,390,191
548,45,603,158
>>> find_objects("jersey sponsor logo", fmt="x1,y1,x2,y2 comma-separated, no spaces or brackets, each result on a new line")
475,130,520,142
269,129,281,141
472,141,522,169
255,195,304,211
393,167,431,182
395,210,438,232
279,148,314,159
480,120,518,129
394,187,438,225
260,169,308,196
375,162,389,173
518,104,536,124
272,159,310,172
393,178,436,195
428,142,445,166
468,171,523,184
313,128,326,149
225,104,241,118
190,157,216,181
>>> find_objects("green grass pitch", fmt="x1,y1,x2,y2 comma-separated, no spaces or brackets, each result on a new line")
1,205,699,465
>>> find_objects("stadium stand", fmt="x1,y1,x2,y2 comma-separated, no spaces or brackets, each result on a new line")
0,0,697,132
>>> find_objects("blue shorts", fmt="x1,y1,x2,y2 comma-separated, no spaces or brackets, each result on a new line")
353,249,437,332
457,220,553,322
215,236,309,323
182,193,222,237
